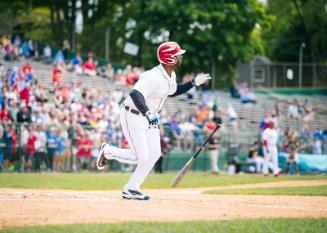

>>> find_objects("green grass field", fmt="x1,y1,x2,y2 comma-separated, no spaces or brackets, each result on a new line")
205,185,327,196
0,173,326,190
1,218,326,233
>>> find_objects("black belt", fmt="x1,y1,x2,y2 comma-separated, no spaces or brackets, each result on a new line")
124,105,141,115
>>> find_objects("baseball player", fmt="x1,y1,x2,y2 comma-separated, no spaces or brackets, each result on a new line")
96,41,211,200
262,120,279,176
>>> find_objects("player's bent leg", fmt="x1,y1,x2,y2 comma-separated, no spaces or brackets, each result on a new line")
96,143,109,170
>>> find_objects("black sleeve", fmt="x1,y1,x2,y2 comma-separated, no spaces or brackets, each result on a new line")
169,80,195,97
129,89,149,115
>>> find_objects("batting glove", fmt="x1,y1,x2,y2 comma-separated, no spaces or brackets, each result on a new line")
145,111,160,125
192,73,211,86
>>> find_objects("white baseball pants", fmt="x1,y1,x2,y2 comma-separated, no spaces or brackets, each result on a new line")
103,108,161,191
209,149,219,173
262,146,279,175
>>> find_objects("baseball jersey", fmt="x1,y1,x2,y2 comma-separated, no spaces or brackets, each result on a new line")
262,128,278,147
124,64,177,114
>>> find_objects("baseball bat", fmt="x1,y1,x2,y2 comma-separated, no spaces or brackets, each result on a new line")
171,123,221,188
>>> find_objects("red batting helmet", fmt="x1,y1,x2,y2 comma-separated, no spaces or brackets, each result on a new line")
157,41,186,65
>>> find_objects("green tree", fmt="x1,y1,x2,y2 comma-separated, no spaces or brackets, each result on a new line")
263,0,327,64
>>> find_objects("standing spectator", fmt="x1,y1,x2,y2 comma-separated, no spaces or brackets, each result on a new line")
46,126,58,171
25,127,37,172
313,137,322,155
53,127,66,172
206,119,220,174
76,130,93,170
34,124,47,171
262,121,279,177
154,126,172,174
0,125,5,171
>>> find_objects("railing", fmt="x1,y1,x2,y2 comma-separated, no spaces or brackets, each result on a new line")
0,122,260,173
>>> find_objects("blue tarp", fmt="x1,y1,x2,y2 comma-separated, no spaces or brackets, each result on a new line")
279,152,327,174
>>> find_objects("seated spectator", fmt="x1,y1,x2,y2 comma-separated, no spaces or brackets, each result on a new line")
83,57,97,77
288,99,301,120
21,63,33,82
42,44,52,63
20,42,31,59
4,42,19,62
227,104,238,130
0,105,12,122
62,39,70,59
285,134,299,174
16,102,31,123
53,50,65,65
247,141,264,173
71,52,83,75
52,63,61,85
303,98,314,122
241,88,257,104
125,67,138,86
227,140,242,174
230,80,240,98
313,127,324,141
197,104,209,125
100,63,115,82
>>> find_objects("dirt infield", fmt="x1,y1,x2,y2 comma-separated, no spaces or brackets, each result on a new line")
1,180,327,229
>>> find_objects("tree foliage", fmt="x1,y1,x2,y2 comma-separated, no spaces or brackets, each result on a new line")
0,0,270,86
263,0,327,64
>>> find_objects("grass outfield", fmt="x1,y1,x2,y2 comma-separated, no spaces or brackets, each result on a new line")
1,218,327,233
0,173,326,190
205,185,327,196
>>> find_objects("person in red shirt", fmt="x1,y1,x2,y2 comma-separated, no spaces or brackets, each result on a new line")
52,63,61,85
20,84,30,106
21,63,33,82
0,106,12,122
24,128,37,172
83,57,97,77
76,130,93,170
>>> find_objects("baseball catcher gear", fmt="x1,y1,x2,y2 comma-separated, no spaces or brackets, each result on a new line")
192,73,211,86
157,41,186,65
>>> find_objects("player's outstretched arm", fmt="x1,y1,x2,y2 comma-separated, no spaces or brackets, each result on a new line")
169,73,211,97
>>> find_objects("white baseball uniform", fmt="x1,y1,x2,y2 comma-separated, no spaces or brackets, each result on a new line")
262,127,279,175
102,64,177,191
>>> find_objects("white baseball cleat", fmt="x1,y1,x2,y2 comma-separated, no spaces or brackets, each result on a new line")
96,143,109,170
122,189,150,201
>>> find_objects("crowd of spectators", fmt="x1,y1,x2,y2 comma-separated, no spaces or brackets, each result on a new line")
0,35,326,174
1,35,142,88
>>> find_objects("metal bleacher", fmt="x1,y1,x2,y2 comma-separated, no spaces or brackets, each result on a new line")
2,57,326,137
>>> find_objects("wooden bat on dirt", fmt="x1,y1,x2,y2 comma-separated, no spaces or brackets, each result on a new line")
171,123,222,188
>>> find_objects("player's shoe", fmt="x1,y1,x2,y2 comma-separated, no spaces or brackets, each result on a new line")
122,189,150,201
96,143,108,170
